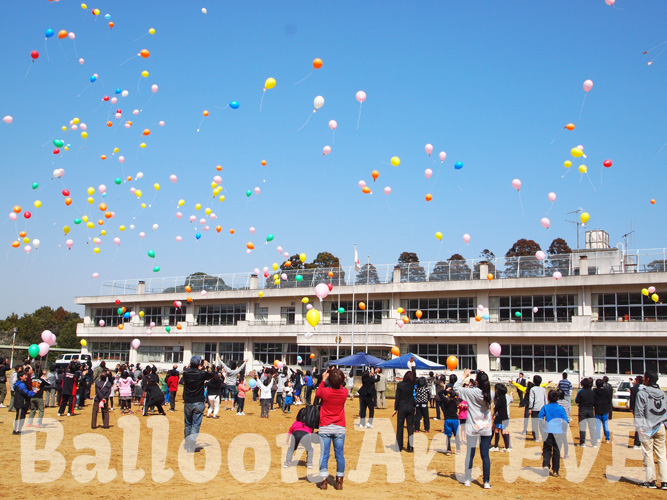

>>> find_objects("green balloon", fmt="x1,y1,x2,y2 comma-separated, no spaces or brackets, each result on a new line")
295,274,303,282
28,344,40,358
32,182,39,190
153,266,160,273
246,190,252,197
266,234,274,242
53,139,64,148
74,218,82,224
337,307,345,314
515,311,522,318
117,307,123,315
147,250,155,258
165,326,171,333
114,178,122,185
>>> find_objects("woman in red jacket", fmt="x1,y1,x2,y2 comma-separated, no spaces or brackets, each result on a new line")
315,367,348,491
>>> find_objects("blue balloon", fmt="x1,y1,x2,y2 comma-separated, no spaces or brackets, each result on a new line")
195,232,201,240
482,314,489,320
123,312,131,319
454,161,463,170
104,14,111,20
115,88,121,94
229,101,239,109
90,75,97,83
248,379,257,389
45,29,54,38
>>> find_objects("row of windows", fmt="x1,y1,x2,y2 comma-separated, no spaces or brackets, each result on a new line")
136,346,184,364
88,342,131,362
93,307,184,327
324,300,389,325
401,298,474,323
252,343,312,366
408,344,478,370
191,342,245,365
489,344,579,373
593,293,667,322
593,345,667,375
492,295,578,323
197,304,246,326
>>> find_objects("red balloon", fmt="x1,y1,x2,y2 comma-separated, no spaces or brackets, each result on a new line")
24,211,31,219
62,189,70,196
53,148,60,154
115,299,121,305
327,283,333,291
603,159,612,168
31,50,39,60
103,96,110,101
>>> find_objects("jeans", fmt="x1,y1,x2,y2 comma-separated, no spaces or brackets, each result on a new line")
260,398,271,417
183,402,205,451
465,434,492,483
169,391,177,410
596,413,611,441
319,432,345,478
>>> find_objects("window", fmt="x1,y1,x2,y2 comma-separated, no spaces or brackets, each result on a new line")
490,344,579,372
218,342,245,366
197,304,246,325
93,307,133,327
191,342,218,363
281,306,295,325
169,306,186,325
408,344,477,370
142,306,163,326
592,293,667,322
285,344,311,365
493,295,577,323
164,346,184,364
255,304,268,324
88,342,131,362
253,343,283,365
594,344,667,375
137,346,165,363
401,298,474,323
323,300,389,325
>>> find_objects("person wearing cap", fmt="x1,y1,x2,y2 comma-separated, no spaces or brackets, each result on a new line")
182,355,213,453
635,371,667,489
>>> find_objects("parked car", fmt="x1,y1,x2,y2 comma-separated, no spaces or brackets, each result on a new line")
55,353,92,370
612,381,632,410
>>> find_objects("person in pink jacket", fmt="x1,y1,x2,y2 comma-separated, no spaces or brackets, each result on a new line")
116,370,136,414
284,407,314,469
237,379,250,415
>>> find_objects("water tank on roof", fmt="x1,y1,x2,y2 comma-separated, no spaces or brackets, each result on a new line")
585,230,609,249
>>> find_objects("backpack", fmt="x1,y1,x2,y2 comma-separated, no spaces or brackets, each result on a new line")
302,396,321,429
13,382,29,410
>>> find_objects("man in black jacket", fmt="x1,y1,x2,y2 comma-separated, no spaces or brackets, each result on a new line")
516,372,527,407
183,356,213,452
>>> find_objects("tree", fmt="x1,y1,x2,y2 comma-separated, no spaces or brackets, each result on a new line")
309,252,346,285
447,254,472,280
356,263,381,285
429,261,451,282
504,239,543,278
164,272,230,292
395,252,426,283
547,237,572,276
647,260,667,272
473,249,496,279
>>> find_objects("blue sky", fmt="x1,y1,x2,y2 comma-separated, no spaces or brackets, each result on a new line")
0,0,665,316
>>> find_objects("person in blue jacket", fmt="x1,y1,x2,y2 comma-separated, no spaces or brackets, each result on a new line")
13,370,36,435
538,390,569,477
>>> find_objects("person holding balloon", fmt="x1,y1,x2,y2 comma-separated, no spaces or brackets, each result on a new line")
236,377,250,415
12,368,35,435
26,367,50,428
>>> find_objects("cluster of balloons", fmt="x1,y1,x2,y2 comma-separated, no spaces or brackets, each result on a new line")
642,286,660,303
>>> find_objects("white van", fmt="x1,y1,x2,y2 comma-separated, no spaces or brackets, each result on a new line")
55,353,92,370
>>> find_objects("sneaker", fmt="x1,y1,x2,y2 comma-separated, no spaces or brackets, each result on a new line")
633,445,641,450
0,404,6,408
593,445,598,449
25,424,32,428
432,417,440,421
283,462,290,468
483,482,491,489
241,412,245,415
490,447,500,452
552,471,559,477
307,463,313,469
660,482,667,490
67,413,71,417
366,423,374,428
505,448,513,452
639,481,657,489
57,413,62,417
463,480,470,487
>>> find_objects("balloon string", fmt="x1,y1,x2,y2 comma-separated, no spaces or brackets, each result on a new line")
119,54,136,66
24,62,32,80
578,93,587,120
586,173,597,192
545,202,554,216
356,102,363,129
259,91,265,112
72,39,79,60
656,141,667,158
77,83,91,97
196,116,204,132
436,239,443,262
550,128,561,145
600,165,604,186
561,168,571,179
332,129,335,145
455,181,463,192
140,93,153,112
132,32,148,42
297,111,314,132
293,71,313,86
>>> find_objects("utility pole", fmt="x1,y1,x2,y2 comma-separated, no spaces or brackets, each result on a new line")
10,327,16,369
566,209,583,249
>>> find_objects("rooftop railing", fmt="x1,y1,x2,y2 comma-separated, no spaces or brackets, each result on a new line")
95,248,667,296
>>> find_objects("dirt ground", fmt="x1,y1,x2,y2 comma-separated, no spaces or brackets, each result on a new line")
3,390,665,500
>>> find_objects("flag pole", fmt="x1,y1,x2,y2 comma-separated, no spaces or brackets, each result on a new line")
365,255,370,352
336,262,341,360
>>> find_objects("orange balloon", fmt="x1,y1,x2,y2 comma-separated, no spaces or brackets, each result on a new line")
313,58,323,69
118,324,124,330
176,324,182,330
126,121,133,127
372,170,379,181
328,271,334,277
261,160,267,166
487,273,494,281
475,315,482,322
415,310,423,319
358,302,366,310
391,346,400,356
11,241,20,248
402,316,409,324
216,165,222,171
101,155,107,160
108,22,114,29
122,307,126,313
142,129,150,136
651,199,656,205
446,355,458,371
565,123,575,131
229,228,235,234
99,203,107,211
13,206,21,213
106,121,112,127
246,242,254,250
284,261,292,267
187,296,193,303
185,285,192,293
203,110,209,116
58,30,67,39
65,197,72,206
140,49,150,58
425,193,433,202
126,176,133,181
216,225,222,233
97,219,104,226
309,353,315,359
362,186,371,194
104,211,112,219
19,231,27,238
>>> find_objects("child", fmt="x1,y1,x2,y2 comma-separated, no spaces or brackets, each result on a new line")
458,399,468,445
206,373,223,419
439,386,461,455
116,370,136,414
283,408,314,469
260,374,274,418
414,376,430,433
237,378,249,415
538,390,569,477
26,368,49,428
133,375,143,405
283,380,293,414
491,384,513,452
556,389,571,459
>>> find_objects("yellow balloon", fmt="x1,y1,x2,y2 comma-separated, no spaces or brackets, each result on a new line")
82,215,89,222
580,212,590,224
81,131,88,139
113,147,119,153
178,199,185,206
23,237,30,244
87,187,95,195
100,230,106,236
34,200,42,208
195,203,202,211
219,195,225,202
141,203,147,208
390,156,400,167
306,308,321,328
80,340,87,348
258,291,264,298
63,225,70,234
154,183,160,191
272,263,279,271
62,126,67,131
119,225,126,231
205,208,211,215
87,196,94,204
435,231,443,240
642,288,649,296
302,297,309,304
93,247,101,254
211,182,217,189
135,190,142,198
149,28,156,35
64,146,69,151
563,160,572,168
87,222,95,229
138,310,145,318
273,274,279,280
274,280,280,285
299,253,307,263
80,4,87,10
73,117,80,124
264,77,276,90
140,143,147,148
570,148,583,158
141,71,149,78
578,165,587,173
652,293,660,303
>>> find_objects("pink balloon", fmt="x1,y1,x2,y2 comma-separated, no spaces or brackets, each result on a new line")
283,251,289,258
397,321,403,329
159,121,165,126
92,272,99,279
577,145,584,151
548,192,557,202
535,251,545,260
583,79,593,93
130,187,136,194
200,290,207,296
199,218,206,225
2,116,13,124
68,32,75,40
249,227,255,234
98,320,105,327
540,217,551,229
605,0,615,4
150,322,156,328
170,175,178,183
151,84,158,93
118,156,125,163
511,179,521,191
113,237,121,245
139,232,146,238
322,145,331,156
281,273,288,280
263,266,269,273
306,304,313,310
146,329,152,335
65,239,74,249
176,212,183,219
384,186,391,195
358,180,366,187
41,330,53,343
649,286,656,294
133,109,139,115
477,304,484,311
425,144,433,156
254,187,260,195
439,151,446,163
246,249,252,254
463,233,471,244
328,120,337,130
355,91,366,102
533,307,539,313
23,245,32,254
315,283,330,300
203,225,210,231
131,339,141,349
253,268,260,275
189,215,196,223
98,184,107,194
425,168,433,179
9,213,17,221
38,342,50,357
275,248,282,254
489,342,502,357
111,97,118,104
210,214,216,220
213,176,222,185
553,271,563,280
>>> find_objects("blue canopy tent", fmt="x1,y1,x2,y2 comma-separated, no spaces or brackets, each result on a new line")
327,352,385,367
377,352,446,370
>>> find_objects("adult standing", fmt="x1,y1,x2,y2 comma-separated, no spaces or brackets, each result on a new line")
557,372,572,399
414,376,431,433
303,370,314,406
133,364,142,381
635,371,667,489
0,357,9,407
91,372,112,429
528,375,548,442
515,372,527,407
593,378,612,444
182,356,213,453
375,368,387,410
276,367,288,410
92,361,106,385
167,365,179,412
603,375,613,421
45,364,57,408
575,378,597,447
433,374,445,420
628,375,644,449
220,359,247,411
357,367,379,428
454,369,494,489
316,367,348,490
12,370,35,435
392,370,416,453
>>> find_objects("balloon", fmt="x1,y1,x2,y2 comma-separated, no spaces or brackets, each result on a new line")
578,165,587,173
649,286,656,294
362,186,372,194
565,123,575,131
3,116,13,124
248,379,257,389
246,190,252,197
31,50,39,60
540,217,551,229
425,168,433,179
415,310,423,319
246,242,254,250
153,266,160,272
254,187,260,195
603,159,612,168
313,58,323,69
652,294,660,303
402,316,409,324
463,233,471,244
301,297,309,304
147,250,155,258
41,330,53,343
264,77,276,90
281,273,288,281
570,148,583,158
515,311,522,318
425,144,433,156
425,194,432,202
390,156,400,167
314,96,325,110
535,251,545,260
454,161,463,170
438,151,447,163
553,271,563,280
489,343,502,357
272,263,279,271
315,283,330,300
45,28,54,38
391,346,400,356
533,307,539,313
583,79,593,92
446,356,458,371
337,307,345,314
548,192,557,202
358,302,366,310
65,239,74,249
371,170,379,181
435,232,443,241
511,179,521,191
322,145,331,156
642,288,649,296
605,0,615,5
310,353,316,360
195,233,201,240
384,187,391,195
329,120,337,130
80,339,87,347
131,339,141,349
306,304,313,310
295,275,303,282
487,273,494,281
355,91,366,102
580,212,590,224
228,100,239,109
28,344,40,358
306,309,321,328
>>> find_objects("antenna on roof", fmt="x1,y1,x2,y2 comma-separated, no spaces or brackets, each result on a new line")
566,209,583,249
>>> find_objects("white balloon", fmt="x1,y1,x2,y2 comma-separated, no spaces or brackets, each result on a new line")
313,96,325,110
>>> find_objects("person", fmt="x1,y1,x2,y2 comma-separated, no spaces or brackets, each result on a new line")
26,367,49,428
91,372,112,429
58,362,80,416
259,371,274,418
515,372,527,407
628,375,644,450
556,389,571,459
117,369,136,414
346,371,355,400
45,364,58,408
206,372,223,419
393,370,416,453
455,369,494,489
512,379,532,434
303,370,313,406
12,370,35,435
427,371,437,408
182,356,213,453
433,374,446,420
316,367,348,490
558,372,572,399
133,375,143,405
92,361,106,385
143,370,166,416
370,367,385,411
284,407,314,469
635,371,667,489
575,377,597,448
490,383,512,452
358,367,379,428
0,357,9,407
528,375,548,442
603,375,613,421
237,377,249,415
283,380,294,413
8,367,20,412
458,398,469,446
293,370,303,406
167,365,179,412
276,366,288,409
414,376,431,433
76,362,90,409
133,363,142,382
538,390,569,477
439,385,461,455
593,378,612,443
